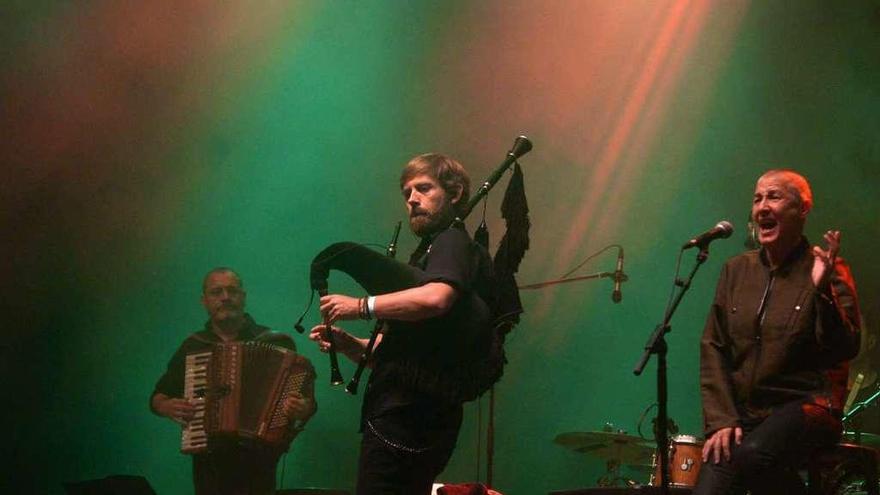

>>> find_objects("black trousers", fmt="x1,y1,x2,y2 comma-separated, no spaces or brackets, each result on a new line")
192,447,282,495
692,400,841,495
355,410,462,495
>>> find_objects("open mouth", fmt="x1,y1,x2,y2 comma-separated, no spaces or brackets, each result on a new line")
757,218,778,235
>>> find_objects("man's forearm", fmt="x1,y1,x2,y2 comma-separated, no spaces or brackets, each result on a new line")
150,392,171,416
341,334,381,366
372,282,457,321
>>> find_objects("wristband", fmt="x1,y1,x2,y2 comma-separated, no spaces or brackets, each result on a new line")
367,296,376,319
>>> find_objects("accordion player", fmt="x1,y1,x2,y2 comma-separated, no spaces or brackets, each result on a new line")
151,268,317,494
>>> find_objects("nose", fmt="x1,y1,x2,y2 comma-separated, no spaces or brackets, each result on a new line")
219,288,240,300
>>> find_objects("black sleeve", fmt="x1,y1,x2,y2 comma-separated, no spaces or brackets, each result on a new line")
421,227,474,292
151,341,191,402
814,258,861,363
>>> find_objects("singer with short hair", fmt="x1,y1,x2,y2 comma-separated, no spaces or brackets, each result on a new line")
309,153,496,495
693,170,861,494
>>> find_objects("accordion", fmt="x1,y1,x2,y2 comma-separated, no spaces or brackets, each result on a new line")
181,341,316,454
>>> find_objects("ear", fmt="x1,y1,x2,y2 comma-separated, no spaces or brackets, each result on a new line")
449,185,463,205
799,201,811,220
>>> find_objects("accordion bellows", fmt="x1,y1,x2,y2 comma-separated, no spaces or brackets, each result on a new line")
181,342,315,454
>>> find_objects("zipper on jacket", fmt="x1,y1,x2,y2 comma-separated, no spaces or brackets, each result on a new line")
747,273,775,397
756,274,774,328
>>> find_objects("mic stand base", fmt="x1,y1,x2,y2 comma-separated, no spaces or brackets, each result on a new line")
636,326,671,495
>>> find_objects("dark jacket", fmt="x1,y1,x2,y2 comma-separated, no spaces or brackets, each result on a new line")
700,238,861,436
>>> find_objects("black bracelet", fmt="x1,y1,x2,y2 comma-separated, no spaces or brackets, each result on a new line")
359,296,370,320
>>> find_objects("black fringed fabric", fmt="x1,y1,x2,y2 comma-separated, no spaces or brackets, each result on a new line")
493,161,530,334
474,218,490,249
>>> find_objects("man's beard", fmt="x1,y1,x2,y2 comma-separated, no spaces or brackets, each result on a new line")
409,207,455,237
212,305,244,325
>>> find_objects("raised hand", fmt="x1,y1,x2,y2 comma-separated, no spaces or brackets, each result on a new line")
812,230,841,289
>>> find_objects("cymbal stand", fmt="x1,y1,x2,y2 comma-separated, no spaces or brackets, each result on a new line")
844,385,880,435
597,458,624,487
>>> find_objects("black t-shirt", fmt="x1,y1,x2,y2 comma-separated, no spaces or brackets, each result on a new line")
361,224,494,433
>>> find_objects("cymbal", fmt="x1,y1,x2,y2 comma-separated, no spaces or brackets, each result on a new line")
842,431,880,448
554,431,654,464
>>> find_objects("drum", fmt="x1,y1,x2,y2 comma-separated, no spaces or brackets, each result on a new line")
808,443,880,495
650,434,704,488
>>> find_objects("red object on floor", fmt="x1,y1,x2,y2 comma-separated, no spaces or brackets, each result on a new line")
438,483,492,495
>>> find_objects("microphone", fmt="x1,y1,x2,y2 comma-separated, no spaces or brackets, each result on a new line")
612,247,624,303
682,221,734,250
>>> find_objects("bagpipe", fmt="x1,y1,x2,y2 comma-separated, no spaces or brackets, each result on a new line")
306,136,532,401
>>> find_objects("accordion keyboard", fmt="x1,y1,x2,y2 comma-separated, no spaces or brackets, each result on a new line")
268,368,311,430
181,350,212,454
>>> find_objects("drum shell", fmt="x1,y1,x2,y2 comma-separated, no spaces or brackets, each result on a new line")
650,435,704,488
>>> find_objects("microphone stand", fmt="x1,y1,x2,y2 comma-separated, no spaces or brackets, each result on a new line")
511,262,626,488
633,245,710,495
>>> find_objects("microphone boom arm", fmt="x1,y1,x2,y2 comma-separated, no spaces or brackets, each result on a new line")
518,271,626,290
